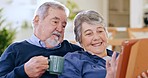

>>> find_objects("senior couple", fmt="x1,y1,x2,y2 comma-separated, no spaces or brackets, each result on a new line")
0,1,147,78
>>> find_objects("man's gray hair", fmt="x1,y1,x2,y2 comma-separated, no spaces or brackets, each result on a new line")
74,10,108,43
34,1,69,19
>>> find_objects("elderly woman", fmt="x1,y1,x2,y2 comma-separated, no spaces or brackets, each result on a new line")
59,10,118,78
59,10,148,78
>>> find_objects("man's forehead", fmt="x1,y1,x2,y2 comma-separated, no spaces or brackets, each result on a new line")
51,17,60,20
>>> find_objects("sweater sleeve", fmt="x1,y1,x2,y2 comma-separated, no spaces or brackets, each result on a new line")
59,52,82,78
0,44,29,78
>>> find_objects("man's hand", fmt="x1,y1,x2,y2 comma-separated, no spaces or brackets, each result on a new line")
24,56,49,78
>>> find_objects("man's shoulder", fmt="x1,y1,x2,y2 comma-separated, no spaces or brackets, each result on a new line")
9,40,30,48
7,40,40,52
62,40,83,50
7,40,26,48
1,40,28,55
62,40,73,45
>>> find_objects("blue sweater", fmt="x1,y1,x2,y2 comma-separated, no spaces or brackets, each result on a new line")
0,40,83,78
59,49,118,78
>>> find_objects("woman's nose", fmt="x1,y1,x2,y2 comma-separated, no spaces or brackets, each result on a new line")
93,33,101,41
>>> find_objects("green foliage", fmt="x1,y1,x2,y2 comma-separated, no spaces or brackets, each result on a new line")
66,0,79,20
0,8,15,55
21,20,32,29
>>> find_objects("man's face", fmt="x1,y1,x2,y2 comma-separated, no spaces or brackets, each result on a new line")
80,22,108,56
34,8,67,48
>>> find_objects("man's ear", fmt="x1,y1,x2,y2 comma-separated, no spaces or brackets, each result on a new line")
33,15,39,26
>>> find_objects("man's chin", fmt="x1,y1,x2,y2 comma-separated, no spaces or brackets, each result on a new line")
45,38,60,48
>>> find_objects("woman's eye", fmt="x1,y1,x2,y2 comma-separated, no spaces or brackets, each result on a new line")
99,31,103,33
97,29,105,33
85,33,92,36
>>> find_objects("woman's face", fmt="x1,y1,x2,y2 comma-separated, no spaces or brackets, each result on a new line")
80,22,108,56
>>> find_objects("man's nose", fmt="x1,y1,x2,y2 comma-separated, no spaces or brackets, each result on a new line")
56,24,63,32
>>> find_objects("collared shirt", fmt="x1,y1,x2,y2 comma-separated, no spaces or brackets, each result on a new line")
26,34,61,50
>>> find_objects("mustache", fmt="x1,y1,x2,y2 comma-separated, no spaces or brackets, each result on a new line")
52,31,62,38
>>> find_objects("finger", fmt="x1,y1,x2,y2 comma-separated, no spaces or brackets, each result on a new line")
141,72,148,78
38,64,49,71
43,57,48,64
116,54,120,66
112,52,116,61
35,56,48,64
37,56,48,60
106,60,111,69
137,75,141,78
37,71,46,78
111,52,116,66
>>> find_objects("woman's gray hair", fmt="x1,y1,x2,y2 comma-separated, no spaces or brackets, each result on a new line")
34,1,69,19
74,10,108,43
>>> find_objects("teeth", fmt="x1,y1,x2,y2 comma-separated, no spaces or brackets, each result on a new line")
93,42,102,46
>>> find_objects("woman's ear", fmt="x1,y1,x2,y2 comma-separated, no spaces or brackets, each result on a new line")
80,43,83,48
33,15,39,26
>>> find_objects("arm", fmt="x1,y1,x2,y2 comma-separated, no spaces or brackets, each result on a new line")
59,53,82,78
0,45,48,78
0,48,28,78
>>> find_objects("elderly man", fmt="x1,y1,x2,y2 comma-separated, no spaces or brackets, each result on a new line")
0,1,82,78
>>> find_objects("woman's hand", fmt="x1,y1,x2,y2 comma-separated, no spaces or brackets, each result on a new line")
137,70,148,78
105,52,119,78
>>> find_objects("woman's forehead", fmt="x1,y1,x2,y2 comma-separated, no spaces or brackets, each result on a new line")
82,22,104,29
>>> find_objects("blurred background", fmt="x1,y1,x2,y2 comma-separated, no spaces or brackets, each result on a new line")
0,0,148,55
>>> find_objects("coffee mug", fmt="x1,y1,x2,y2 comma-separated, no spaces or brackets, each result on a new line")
47,55,64,75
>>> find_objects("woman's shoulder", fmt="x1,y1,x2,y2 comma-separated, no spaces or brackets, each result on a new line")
63,51,88,70
64,51,83,59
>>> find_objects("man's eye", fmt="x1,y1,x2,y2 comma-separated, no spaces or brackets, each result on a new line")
54,21,57,23
62,24,66,29
51,21,59,25
62,22,67,29
62,25,66,29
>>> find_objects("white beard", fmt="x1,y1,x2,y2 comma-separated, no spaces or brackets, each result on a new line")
46,36,60,47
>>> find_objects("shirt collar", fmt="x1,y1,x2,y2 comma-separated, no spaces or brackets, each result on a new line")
26,34,61,50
